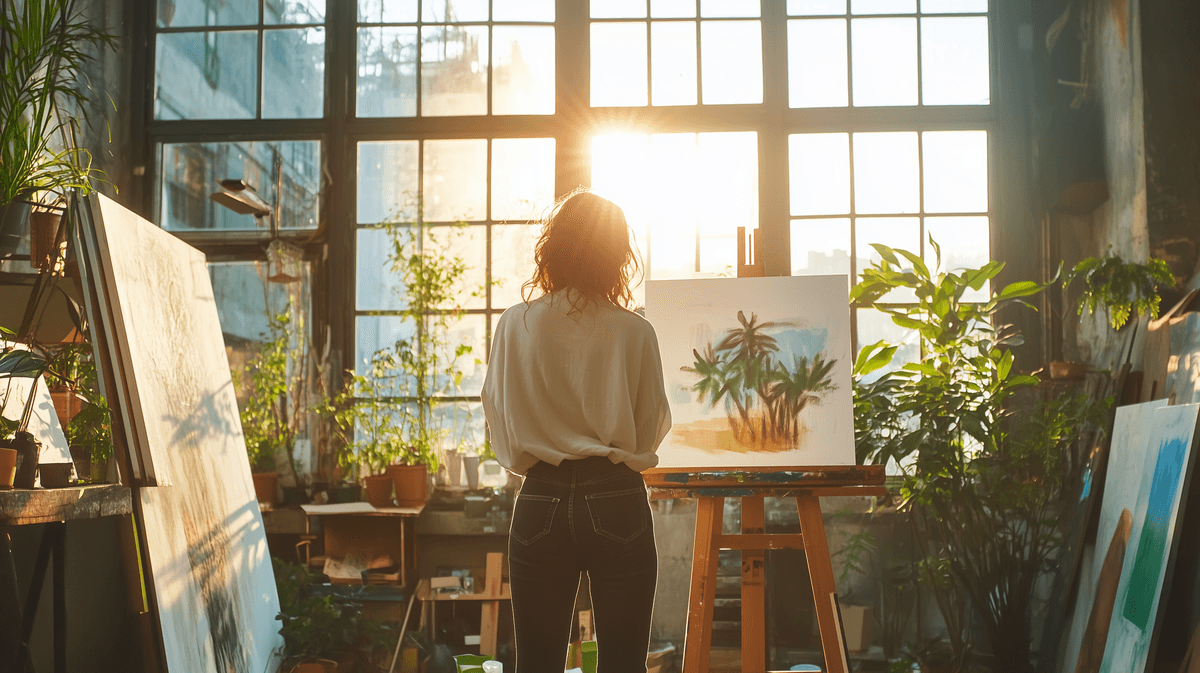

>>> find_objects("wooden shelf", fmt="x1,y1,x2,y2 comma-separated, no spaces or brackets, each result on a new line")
0,484,132,526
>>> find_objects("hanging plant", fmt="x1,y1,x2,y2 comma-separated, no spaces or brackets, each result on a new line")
1064,251,1175,330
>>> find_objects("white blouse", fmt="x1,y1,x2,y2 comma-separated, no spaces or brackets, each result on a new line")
481,292,673,475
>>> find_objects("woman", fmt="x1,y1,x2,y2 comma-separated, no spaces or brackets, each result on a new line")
481,190,672,673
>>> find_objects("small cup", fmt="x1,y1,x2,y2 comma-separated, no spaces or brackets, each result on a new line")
461,576,475,594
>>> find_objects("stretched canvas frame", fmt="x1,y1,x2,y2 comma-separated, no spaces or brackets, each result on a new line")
78,194,281,673
645,276,854,469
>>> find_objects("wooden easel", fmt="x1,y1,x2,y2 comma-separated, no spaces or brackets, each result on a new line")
645,232,885,672
645,467,885,673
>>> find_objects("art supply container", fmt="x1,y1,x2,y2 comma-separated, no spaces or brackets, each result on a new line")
453,653,493,672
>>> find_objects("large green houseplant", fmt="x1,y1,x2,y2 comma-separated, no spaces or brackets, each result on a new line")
1064,250,1175,330
852,240,1108,673
0,0,112,251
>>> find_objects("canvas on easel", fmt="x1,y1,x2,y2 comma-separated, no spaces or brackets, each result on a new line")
645,275,855,468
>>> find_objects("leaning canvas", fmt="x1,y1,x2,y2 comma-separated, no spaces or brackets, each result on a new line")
1099,402,1200,673
82,194,281,673
645,276,854,468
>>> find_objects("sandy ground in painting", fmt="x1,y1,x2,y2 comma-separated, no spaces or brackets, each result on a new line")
669,417,811,455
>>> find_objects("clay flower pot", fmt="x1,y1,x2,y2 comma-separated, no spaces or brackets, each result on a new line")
0,447,16,489
388,464,428,508
252,471,279,505
363,473,394,507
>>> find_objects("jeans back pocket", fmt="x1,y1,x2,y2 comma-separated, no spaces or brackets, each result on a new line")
510,493,559,546
585,487,650,544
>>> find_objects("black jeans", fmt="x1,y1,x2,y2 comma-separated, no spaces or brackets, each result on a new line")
508,456,658,673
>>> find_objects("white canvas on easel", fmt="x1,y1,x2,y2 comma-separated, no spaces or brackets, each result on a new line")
645,275,855,468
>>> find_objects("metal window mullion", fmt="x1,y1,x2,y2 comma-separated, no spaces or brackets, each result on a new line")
845,14,854,107
694,0,703,104
257,0,265,119
915,11,924,107
848,131,858,353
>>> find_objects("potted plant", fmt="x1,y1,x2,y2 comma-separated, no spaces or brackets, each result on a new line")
0,327,49,488
0,0,112,253
851,239,1110,672
1064,249,1175,330
236,307,315,507
44,342,112,482
274,557,397,672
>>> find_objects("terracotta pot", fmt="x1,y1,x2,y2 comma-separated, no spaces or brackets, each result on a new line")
252,471,279,505
0,448,16,489
30,208,63,271
49,388,86,426
388,464,428,508
363,473,394,507
290,659,337,673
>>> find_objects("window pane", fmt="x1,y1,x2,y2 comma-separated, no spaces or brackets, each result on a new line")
356,315,416,377
493,26,555,115
494,0,554,21
921,17,990,105
851,0,915,13
591,133,652,265
791,219,851,278
210,261,311,348
653,0,697,18
358,140,419,224
652,22,698,106
432,402,486,454
263,28,325,119
591,23,648,106
921,0,987,13
266,0,325,24
422,0,488,22
160,141,321,231
853,132,919,214
644,134,699,279
790,133,850,216
357,26,418,118
856,217,919,301
422,26,488,116
701,0,761,17
788,19,848,108
492,138,556,221
923,130,988,213
697,132,757,274
856,308,918,377
155,31,258,120
424,139,487,221
158,0,257,27
701,21,763,104
591,0,648,18
357,227,406,311
491,223,540,309
358,0,418,23
850,18,917,106
788,0,846,15
424,225,487,309
429,314,487,395
925,216,990,301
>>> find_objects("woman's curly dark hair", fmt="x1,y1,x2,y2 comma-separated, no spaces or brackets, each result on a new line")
521,190,643,312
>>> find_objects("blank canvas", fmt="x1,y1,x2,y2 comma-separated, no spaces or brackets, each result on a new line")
645,276,854,468
86,195,280,673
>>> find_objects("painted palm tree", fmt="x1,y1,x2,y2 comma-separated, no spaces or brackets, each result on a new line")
684,311,839,451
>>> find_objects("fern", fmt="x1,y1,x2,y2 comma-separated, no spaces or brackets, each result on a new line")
1064,251,1175,330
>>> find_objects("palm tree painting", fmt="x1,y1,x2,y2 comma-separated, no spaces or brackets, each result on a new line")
647,275,855,467
682,311,838,452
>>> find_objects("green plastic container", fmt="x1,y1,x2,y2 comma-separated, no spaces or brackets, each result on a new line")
453,654,493,672
580,641,597,673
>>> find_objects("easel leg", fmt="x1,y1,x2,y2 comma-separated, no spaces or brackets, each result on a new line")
796,497,848,673
684,497,723,673
740,496,766,673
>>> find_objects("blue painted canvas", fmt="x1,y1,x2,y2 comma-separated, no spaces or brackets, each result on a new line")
1099,403,1200,673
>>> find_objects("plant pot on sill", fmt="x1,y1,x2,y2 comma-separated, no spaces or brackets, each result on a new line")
0,447,17,489
388,464,428,508
7,433,42,489
30,208,64,271
252,472,279,506
49,387,86,427
363,473,394,507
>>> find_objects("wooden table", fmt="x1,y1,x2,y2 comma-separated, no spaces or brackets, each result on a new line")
0,485,133,673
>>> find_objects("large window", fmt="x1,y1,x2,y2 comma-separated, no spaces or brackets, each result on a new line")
147,0,997,445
